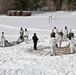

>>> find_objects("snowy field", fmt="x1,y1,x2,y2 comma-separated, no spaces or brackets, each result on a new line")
0,11,76,75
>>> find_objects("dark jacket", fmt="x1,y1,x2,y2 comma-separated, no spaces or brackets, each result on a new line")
58,31,63,37
50,32,55,38
68,32,74,40
32,34,38,43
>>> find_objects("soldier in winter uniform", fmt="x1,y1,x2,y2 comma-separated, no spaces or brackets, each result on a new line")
58,29,63,47
19,27,24,40
69,36,75,53
32,33,38,50
50,31,57,56
63,26,69,40
50,29,55,38
1,32,6,47
68,29,74,39
17,27,24,43
53,27,59,34
53,27,59,42
24,28,29,43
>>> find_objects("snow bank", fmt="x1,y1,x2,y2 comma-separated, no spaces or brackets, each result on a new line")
0,45,76,75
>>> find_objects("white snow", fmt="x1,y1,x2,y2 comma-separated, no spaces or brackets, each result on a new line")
0,11,76,75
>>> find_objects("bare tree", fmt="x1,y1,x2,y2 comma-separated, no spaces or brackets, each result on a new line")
0,0,15,14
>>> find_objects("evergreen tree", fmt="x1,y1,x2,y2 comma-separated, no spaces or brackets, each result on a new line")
14,0,29,10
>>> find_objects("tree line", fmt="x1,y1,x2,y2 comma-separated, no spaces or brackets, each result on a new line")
0,0,76,14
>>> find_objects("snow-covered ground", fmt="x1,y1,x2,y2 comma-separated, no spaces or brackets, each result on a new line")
0,11,76,75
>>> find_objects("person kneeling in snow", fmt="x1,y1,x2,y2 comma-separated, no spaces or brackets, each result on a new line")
50,31,57,56
32,33,38,50
17,27,24,44
24,28,29,44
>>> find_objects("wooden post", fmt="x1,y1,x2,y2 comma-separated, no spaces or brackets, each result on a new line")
49,16,52,24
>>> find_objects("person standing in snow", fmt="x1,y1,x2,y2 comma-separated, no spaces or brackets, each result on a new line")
1,32,6,47
50,32,57,56
19,27,24,40
53,27,59,34
20,27,24,39
63,26,69,41
58,29,63,47
53,27,59,42
69,36,75,53
24,28,29,43
32,33,38,50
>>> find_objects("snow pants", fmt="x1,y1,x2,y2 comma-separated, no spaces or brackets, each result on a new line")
1,40,5,47
58,40,62,47
64,33,68,40
24,36,28,44
50,46,56,56
70,46,75,53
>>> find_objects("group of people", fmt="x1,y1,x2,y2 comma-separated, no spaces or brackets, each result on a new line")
0,27,29,47
50,26,75,56
0,26,75,56
18,27,38,50
17,27,29,44
0,27,39,51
